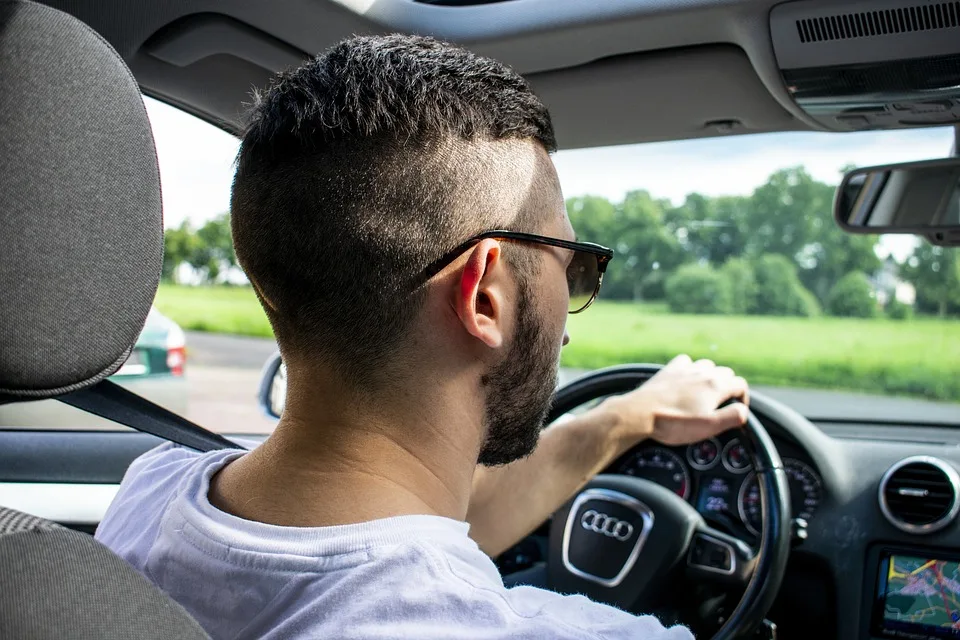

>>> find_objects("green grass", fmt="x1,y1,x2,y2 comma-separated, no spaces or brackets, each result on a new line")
155,285,960,402
155,284,273,338
564,301,960,402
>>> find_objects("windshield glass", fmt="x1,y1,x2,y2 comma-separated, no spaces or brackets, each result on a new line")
2,101,956,433
556,127,960,422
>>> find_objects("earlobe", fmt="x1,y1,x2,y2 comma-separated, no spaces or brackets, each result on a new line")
456,240,505,349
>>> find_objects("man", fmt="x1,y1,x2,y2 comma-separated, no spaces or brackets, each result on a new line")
97,35,749,639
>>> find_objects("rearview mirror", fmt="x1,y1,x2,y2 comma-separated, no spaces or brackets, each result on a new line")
257,352,285,419
835,157,960,246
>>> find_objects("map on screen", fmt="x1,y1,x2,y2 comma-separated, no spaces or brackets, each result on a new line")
884,555,960,632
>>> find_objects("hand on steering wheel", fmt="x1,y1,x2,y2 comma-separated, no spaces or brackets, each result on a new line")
545,365,791,640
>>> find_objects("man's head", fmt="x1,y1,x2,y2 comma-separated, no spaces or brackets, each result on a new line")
232,35,572,466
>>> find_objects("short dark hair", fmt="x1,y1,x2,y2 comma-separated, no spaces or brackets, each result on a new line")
231,35,556,387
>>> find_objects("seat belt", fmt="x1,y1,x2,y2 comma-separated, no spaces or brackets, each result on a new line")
59,380,242,452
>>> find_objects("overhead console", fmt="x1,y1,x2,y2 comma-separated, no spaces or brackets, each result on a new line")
770,0,960,131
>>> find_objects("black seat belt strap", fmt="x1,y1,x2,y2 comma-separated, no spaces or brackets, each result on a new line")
59,379,242,452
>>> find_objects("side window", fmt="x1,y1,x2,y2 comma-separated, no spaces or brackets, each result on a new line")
0,97,277,434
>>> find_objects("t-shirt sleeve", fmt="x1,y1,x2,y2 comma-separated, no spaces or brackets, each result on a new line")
95,443,203,569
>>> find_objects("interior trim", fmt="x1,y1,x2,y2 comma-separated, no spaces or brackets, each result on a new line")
0,482,117,525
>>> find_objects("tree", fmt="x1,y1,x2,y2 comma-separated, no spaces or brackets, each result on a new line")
744,167,827,260
886,298,914,321
665,264,733,314
665,194,751,266
798,214,880,304
902,242,960,317
826,271,878,318
568,192,688,301
162,222,201,283
720,258,757,315
752,254,820,317
190,213,236,284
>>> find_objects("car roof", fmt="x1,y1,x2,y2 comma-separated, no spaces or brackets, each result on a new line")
39,0,959,148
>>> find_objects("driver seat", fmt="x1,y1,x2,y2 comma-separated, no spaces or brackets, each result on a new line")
0,1,209,637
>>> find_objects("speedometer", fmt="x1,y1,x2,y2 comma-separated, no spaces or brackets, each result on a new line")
738,459,822,535
618,447,691,500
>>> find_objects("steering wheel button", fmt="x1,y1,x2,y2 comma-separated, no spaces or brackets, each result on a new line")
561,490,654,588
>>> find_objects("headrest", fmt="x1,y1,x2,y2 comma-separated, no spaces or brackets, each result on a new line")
0,0,162,398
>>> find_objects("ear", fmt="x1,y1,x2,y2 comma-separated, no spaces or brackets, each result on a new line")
454,239,508,349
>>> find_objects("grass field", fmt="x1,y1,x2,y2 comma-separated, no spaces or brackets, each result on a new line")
155,284,273,338
155,285,960,402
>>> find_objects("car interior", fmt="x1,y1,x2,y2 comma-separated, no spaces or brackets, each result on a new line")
1,0,959,639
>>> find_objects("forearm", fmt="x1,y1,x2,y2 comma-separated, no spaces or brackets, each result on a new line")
466,404,641,557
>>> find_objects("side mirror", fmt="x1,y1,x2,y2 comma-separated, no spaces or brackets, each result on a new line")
257,352,285,419
835,157,960,246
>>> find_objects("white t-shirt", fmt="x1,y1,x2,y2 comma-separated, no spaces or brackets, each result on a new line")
96,443,692,640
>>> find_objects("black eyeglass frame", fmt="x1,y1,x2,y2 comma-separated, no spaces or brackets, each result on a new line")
422,230,614,314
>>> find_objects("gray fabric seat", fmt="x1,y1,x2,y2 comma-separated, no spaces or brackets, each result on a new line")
0,1,210,637
0,507,208,639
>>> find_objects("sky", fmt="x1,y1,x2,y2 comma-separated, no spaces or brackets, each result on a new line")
145,96,955,257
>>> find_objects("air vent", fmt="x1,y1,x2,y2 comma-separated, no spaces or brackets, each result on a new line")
879,456,960,534
797,2,960,43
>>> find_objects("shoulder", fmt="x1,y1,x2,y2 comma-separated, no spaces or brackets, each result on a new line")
95,442,243,565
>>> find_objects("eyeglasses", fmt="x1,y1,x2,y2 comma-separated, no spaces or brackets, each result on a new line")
423,230,614,314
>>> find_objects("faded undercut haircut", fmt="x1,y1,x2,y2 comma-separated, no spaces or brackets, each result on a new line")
231,34,557,387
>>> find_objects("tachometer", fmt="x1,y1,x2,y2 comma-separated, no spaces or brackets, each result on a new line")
722,438,752,474
738,459,822,535
687,438,721,470
618,447,691,500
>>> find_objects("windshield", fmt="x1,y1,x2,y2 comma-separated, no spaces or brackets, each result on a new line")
556,127,960,422
2,101,956,433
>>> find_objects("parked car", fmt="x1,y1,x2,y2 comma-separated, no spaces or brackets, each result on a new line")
0,306,188,428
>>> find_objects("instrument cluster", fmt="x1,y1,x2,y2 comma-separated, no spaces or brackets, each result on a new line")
613,434,822,540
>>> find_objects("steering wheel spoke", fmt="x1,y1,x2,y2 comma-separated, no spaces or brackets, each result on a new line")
686,526,756,588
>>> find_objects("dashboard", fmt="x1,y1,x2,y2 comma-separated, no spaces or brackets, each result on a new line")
609,433,822,542
493,391,960,640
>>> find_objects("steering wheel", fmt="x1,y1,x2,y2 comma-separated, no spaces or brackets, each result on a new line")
542,365,791,639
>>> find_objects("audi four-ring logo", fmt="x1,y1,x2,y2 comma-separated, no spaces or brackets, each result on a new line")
580,509,634,541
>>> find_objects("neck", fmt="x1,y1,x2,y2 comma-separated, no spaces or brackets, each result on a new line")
209,364,484,527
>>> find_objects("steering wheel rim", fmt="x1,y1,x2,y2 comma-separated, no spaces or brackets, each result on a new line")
545,364,791,640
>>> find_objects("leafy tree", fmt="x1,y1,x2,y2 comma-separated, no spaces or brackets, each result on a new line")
826,271,878,318
744,167,827,260
719,258,757,315
665,264,733,315
665,194,750,266
902,242,960,317
886,298,914,321
798,215,880,304
190,213,236,284
162,222,201,284
752,254,820,317
568,192,688,301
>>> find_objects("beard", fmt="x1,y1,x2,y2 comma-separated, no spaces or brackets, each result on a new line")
476,280,561,467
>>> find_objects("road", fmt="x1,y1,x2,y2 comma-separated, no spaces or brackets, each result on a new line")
185,332,960,434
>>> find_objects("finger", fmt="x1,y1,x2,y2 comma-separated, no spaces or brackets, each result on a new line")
713,366,735,379
692,358,715,370
708,403,749,431
725,375,750,406
655,410,745,444
668,353,692,368
736,376,751,407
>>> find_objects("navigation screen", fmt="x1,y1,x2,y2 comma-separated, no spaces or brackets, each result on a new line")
876,554,960,639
